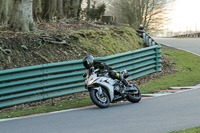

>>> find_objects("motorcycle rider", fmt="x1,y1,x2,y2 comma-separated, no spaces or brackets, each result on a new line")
82,55,133,92
136,24,145,38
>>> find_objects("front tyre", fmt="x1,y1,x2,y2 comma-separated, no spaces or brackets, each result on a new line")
90,89,110,108
126,84,142,103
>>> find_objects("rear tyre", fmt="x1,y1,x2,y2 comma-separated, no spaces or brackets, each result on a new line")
90,89,110,108
126,84,142,103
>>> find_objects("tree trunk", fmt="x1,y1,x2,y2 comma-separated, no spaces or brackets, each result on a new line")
86,0,90,20
43,0,57,21
143,0,150,28
63,0,81,18
77,0,83,19
42,0,49,20
63,0,71,18
73,0,80,18
57,0,64,19
0,0,12,25
33,0,42,22
10,0,37,32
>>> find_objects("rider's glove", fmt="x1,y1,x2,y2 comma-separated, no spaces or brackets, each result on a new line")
83,73,88,78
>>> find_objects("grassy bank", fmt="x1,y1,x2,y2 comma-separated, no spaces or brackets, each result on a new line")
169,127,200,133
77,28,143,57
1,48,200,119
0,27,143,70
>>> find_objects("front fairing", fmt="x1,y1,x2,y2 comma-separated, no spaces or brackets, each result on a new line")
91,77,115,102
84,73,97,89
84,70,115,102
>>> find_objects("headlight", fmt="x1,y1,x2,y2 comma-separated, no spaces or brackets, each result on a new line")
88,77,95,85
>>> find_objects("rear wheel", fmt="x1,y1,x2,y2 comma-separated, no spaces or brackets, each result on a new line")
90,89,110,108
126,84,142,103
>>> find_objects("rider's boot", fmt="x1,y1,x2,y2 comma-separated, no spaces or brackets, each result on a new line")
122,79,132,92
118,73,136,92
122,78,138,92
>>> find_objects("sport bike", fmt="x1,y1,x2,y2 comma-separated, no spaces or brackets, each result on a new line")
84,67,142,108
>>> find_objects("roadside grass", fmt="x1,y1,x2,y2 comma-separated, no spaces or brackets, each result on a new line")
140,49,200,94
169,126,200,133
1,48,200,119
0,97,93,119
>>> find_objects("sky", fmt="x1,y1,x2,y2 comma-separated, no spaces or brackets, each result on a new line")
166,0,200,32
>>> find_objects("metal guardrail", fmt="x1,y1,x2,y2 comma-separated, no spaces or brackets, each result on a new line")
143,33,158,46
0,45,162,108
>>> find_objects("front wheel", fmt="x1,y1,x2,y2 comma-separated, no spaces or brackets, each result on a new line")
90,89,110,108
126,84,142,103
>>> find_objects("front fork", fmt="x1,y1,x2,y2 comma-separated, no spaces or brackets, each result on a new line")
96,86,103,96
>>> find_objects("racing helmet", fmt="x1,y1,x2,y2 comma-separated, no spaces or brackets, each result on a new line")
83,55,94,69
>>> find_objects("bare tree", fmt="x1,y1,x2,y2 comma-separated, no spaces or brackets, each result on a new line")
143,0,170,31
111,0,171,31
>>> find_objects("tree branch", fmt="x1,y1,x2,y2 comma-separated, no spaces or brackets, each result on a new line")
0,47,12,55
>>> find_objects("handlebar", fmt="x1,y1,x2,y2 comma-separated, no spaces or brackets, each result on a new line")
90,67,100,73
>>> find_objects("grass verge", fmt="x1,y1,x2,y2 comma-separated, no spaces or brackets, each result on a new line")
0,97,93,119
169,127,200,133
0,48,200,119
140,48,200,94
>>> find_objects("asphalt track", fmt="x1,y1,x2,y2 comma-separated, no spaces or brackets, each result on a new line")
154,38,200,55
1,89,200,133
0,38,200,133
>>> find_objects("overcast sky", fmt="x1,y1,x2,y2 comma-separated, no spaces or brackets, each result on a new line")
166,0,200,32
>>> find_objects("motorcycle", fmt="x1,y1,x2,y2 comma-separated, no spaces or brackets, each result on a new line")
83,67,142,108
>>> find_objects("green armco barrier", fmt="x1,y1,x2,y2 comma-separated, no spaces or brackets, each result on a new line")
0,45,162,108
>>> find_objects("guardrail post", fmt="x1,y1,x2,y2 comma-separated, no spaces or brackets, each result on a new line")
155,46,161,72
146,35,149,46
149,38,152,46
152,41,155,46
143,33,146,42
